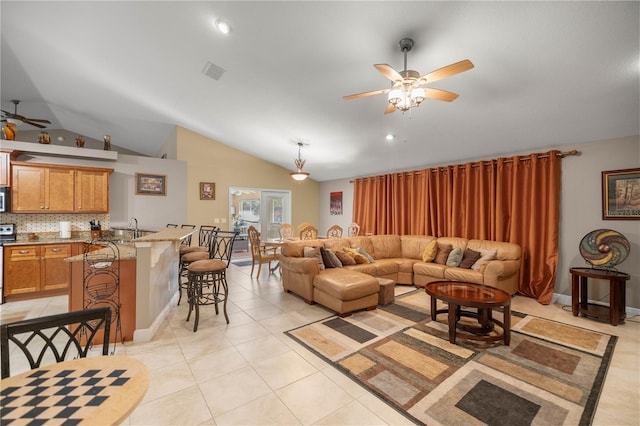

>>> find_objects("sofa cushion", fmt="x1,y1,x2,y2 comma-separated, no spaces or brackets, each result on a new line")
422,239,438,262
304,246,325,270
326,249,343,268
344,263,378,275
471,248,497,271
348,237,375,258
313,269,379,301
467,239,521,261
444,267,484,284
369,235,402,259
401,235,437,260
323,238,351,252
335,250,356,265
434,244,453,264
320,247,340,268
459,248,481,269
282,239,325,257
446,247,464,267
413,261,447,279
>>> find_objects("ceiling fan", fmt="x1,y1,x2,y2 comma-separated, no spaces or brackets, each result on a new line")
343,38,474,114
1,100,51,128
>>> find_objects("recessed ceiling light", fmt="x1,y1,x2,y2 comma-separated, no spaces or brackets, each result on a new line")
214,19,231,34
386,134,395,141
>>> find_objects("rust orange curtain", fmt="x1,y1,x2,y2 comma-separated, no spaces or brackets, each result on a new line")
353,150,562,304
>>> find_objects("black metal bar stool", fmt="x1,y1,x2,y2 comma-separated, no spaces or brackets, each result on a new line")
186,230,238,332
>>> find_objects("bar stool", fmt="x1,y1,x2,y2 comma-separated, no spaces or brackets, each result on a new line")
180,225,217,256
186,230,238,331
177,228,219,305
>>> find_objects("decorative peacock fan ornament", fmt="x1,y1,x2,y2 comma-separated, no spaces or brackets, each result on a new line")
579,229,630,271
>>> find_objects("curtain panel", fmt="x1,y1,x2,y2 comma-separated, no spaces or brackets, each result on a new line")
353,150,562,304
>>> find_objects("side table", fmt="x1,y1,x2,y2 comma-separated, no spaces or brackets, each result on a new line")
570,267,630,326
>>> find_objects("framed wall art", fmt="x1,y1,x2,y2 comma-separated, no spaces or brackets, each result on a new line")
330,191,343,215
135,173,166,196
200,182,215,200
602,168,640,220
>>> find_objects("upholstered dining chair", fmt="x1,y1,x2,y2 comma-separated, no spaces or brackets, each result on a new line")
1,307,112,378
278,223,294,240
300,225,318,240
297,222,312,232
347,223,360,237
247,225,279,277
326,225,343,239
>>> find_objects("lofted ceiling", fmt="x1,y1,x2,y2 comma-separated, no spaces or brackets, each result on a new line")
1,1,638,182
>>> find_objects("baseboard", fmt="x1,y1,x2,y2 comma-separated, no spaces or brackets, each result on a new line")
133,292,179,343
553,293,640,317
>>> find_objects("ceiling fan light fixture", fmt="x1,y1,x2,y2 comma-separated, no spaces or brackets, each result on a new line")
290,142,310,181
214,19,231,34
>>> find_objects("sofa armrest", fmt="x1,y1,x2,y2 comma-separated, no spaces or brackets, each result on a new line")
279,255,319,303
278,256,319,274
482,259,520,294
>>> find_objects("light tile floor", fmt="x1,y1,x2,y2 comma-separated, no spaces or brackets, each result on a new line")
2,264,638,425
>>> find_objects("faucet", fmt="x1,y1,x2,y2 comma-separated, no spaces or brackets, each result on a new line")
128,217,139,238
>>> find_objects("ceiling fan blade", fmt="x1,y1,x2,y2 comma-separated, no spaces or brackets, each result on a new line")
343,88,390,101
421,59,474,83
374,64,403,82
23,118,51,124
384,103,396,114
21,119,48,129
424,88,460,102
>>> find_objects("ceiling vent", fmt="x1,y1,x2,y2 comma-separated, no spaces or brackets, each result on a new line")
202,61,226,80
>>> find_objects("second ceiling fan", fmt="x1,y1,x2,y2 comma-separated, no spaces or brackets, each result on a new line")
1,100,51,128
343,38,474,114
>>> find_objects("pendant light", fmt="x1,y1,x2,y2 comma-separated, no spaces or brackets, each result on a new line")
290,142,310,181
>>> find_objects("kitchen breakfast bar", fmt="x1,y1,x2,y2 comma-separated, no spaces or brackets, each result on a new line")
65,227,194,343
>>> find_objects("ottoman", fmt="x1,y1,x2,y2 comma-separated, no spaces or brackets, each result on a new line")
313,269,380,317
377,278,396,306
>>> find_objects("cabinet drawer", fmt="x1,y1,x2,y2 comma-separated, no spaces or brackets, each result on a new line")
6,246,39,261
43,244,72,258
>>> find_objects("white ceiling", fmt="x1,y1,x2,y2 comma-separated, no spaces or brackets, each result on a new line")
1,1,638,181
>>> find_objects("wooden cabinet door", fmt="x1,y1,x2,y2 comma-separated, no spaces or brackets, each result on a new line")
75,169,109,212
0,152,9,187
41,244,72,291
4,245,41,296
11,165,45,211
45,168,75,212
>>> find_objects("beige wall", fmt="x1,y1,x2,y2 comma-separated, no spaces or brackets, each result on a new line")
175,126,319,230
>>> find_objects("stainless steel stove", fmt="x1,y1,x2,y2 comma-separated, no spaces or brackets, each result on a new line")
0,223,16,243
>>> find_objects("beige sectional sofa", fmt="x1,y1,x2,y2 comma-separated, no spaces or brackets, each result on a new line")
279,234,521,316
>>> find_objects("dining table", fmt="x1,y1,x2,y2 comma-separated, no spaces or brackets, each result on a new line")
264,238,288,272
0,355,149,425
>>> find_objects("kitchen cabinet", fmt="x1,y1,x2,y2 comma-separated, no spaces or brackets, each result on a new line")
75,169,110,212
11,164,74,212
3,243,72,300
0,151,10,186
10,162,112,213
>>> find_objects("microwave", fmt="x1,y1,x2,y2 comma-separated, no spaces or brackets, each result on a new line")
0,187,10,213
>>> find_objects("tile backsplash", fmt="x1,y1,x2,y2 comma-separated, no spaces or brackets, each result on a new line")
1,213,110,234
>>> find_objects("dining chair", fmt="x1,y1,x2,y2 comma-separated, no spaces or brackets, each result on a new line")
300,225,319,240
186,230,238,331
278,223,294,240
297,222,312,232
348,223,360,237
247,225,279,277
326,224,343,239
1,307,112,378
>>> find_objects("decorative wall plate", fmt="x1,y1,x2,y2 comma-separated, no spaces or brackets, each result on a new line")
579,229,630,269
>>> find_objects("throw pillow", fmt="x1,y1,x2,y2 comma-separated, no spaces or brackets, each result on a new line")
356,247,375,263
335,250,356,266
446,247,463,267
434,243,453,265
325,249,343,267
320,247,337,268
458,248,481,269
422,240,438,262
304,246,325,270
344,247,370,264
471,249,497,271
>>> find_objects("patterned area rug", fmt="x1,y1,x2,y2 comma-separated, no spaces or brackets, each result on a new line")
285,290,616,426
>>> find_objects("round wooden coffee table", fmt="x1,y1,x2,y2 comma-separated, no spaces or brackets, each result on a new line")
425,281,511,345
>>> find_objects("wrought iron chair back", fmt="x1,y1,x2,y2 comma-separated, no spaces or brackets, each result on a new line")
209,230,239,266
180,224,197,246
198,225,218,248
0,307,112,379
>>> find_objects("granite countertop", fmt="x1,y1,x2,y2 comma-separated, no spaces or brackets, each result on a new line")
63,227,194,263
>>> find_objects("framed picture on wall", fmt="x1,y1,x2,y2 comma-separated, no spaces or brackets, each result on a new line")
602,168,640,220
200,182,215,200
330,191,343,215
135,173,166,196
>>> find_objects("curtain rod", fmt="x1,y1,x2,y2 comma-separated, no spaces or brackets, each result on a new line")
350,150,579,183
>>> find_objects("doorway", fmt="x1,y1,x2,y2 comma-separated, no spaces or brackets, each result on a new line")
229,187,291,258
